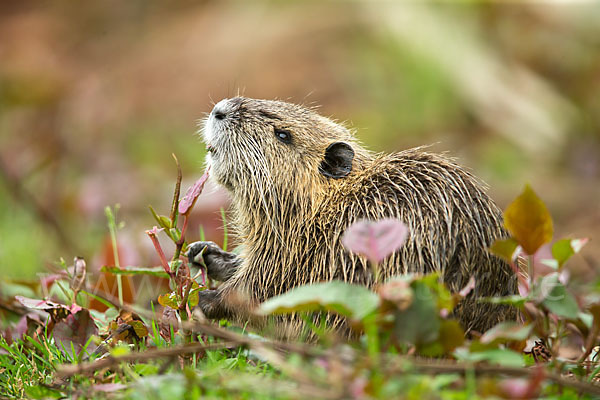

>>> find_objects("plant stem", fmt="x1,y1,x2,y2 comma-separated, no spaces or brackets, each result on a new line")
105,205,123,307
173,216,188,261
369,260,380,283
147,232,172,278
528,254,534,288
364,314,380,363
220,208,228,252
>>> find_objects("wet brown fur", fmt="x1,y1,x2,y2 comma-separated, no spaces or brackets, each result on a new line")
199,97,517,338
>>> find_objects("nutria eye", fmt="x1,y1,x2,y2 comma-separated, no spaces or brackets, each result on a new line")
274,128,292,144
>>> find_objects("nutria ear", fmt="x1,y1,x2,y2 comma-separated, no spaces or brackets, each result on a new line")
319,142,354,179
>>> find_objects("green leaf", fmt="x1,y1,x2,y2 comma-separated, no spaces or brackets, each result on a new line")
438,319,464,353
24,386,63,399
552,238,588,269
479,295,528,308
158,291,181,309
187,281,202,308
148,206,162,226
420,273,454,311
169,228,181,242
578,311,593,329
489,238,519,263
393,281,440,345
534,273,579,318
101,266,169,279
418,341,444,357
130,320,149,338
110,344,131,357
454,348,524,367
480,321,532,344
504,185,553,255
133,363,159,376
258,280,380,321
159,216,172,230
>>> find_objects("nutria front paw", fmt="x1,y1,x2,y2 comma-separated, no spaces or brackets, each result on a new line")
195,289,221,319
186,241,241,282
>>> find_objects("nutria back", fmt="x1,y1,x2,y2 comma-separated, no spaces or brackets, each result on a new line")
196,97,517,336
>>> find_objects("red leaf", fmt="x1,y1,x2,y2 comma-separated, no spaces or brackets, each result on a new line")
12,313,44,340
53,309,98,357
178,168,210,215
93,383,126,393
15,296,73,323
342,219,408,263
15,296,64,311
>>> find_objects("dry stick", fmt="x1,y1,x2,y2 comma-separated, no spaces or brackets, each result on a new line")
0,155,78,253
56,341,235,377
402,358,600,396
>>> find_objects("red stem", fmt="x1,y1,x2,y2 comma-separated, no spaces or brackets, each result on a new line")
148,233,172,277
173,215,188,261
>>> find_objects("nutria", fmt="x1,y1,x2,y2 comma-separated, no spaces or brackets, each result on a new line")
188,97,517,338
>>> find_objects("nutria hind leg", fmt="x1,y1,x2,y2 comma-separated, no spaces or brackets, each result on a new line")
187,241,242,282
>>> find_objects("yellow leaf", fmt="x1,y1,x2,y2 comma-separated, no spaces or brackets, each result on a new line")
489,238,519,263
504,185,553,255
130,320,149,338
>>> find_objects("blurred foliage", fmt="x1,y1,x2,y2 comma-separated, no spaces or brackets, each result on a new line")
1,1,599,279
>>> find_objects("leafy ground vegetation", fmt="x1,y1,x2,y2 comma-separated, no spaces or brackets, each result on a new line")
0,159,599,400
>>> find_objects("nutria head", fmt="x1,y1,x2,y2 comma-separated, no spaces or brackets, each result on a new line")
202,97,365,197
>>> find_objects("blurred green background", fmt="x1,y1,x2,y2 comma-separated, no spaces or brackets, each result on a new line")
1,1,599,280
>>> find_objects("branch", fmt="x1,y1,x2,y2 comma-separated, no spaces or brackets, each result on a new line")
56,341,234,377
404,358,600,396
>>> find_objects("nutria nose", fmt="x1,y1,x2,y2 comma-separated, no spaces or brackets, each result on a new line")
212,97,244,120
212,100,228,120
214,110,226,120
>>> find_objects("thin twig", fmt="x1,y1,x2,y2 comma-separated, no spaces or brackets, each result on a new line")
403,358,600,396
56,341,235,377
